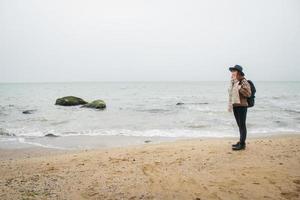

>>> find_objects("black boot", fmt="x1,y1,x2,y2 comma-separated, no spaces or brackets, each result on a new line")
232,143,246,151
232,141,240,147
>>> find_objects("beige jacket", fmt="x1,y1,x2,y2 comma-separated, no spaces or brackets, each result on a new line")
233,77,252,107
228,79,241,111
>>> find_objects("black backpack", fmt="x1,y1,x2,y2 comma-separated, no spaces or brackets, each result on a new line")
247,80,256,107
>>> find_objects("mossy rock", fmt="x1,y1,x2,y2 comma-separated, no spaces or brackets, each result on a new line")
55,96,88,106
81,99,106,110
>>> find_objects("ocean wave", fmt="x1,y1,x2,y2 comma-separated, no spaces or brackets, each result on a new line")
135,108,172,113
99,129,234,138
15,128,299,138
0,105,13,115
1,127,299,139
0,137,18,142
4,128,46,137
15,117,48,122
1,128,233,138
0,128,15,137
185,105,226,113
176,102,209,106
271,94,300,100
284,109,300,114
185,125,208,129
0,112,8,116
50,120,70,125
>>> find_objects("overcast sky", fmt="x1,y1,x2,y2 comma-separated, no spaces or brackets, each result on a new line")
0,0,299,82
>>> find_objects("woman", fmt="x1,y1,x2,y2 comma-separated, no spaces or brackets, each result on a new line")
228,65,251,150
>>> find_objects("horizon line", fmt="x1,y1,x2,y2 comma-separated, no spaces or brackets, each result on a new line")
0,80,299,84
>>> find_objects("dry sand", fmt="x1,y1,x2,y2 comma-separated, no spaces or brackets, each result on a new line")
1,135,300,200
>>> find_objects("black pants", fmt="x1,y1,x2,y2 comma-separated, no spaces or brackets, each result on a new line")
233,106,248,145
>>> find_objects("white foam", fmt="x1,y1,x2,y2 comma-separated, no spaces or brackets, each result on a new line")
2,127,300,139
59,129,236,138
17,137,68,150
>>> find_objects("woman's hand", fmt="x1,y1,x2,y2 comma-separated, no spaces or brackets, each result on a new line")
228,104,233,112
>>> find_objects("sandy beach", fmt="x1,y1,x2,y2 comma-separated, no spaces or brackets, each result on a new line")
1,134,300,200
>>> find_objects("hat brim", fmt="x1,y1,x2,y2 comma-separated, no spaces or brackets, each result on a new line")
229,67,244,76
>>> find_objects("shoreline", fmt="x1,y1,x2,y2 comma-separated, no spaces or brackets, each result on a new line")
0,132,299,160
1,134,300,199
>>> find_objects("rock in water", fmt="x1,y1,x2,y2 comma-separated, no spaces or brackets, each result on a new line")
81,99,106,110
176,102,184,105
55,96,88,106
22,109,36,114
45,133,59,137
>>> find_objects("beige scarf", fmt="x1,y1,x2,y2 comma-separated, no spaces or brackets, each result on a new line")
228,79,240,112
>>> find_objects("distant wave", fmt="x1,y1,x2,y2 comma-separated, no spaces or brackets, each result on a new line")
181,102,209,105
0,128,15,137
284,109,300,114
135,108,172,113
185,124,208,129
50,120,70,125
271,94,300,100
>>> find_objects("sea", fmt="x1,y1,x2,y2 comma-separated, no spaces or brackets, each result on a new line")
0,81,299,149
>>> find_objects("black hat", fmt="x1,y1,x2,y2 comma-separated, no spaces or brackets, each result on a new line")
229,65,244,76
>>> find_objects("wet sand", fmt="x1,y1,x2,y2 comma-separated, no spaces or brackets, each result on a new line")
0,135,300,200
